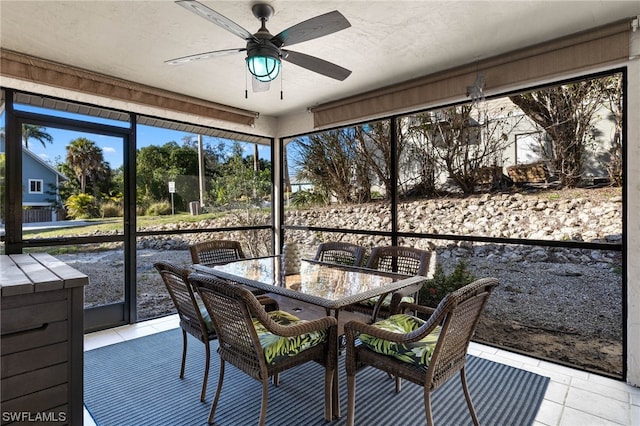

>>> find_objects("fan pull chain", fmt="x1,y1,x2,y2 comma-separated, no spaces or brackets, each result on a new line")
280,66,283,100
245,66,248,99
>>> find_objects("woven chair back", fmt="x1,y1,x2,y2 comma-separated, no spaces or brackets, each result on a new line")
154,262,207,331
314,242,365,266
188,273,265,377
366,246,432,276
427,277,499,388
190,240,246,265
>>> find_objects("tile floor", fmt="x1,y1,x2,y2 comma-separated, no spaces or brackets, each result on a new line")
83,314,640,426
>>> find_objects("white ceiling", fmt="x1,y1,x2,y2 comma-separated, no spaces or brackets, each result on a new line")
1,1,639,121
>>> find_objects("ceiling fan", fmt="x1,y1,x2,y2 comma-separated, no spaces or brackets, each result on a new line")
166,0,352,92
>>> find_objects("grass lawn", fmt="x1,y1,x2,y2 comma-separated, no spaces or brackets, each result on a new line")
21,212,225,239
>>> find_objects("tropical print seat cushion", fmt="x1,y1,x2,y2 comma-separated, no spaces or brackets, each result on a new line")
253,310,328,365
193,296,215,333
359,314,441,369
359,294,414,308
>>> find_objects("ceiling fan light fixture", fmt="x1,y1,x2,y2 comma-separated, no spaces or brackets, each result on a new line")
247,55,281,82
169,1,352,88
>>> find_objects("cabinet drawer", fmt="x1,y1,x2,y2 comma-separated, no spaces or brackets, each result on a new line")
1,320,68,356
0,289,66,310
1,363,68,402
1,342,68,378
1,298,68,338
0,383,68,426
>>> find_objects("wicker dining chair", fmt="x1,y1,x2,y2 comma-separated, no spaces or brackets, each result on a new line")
347,246,437,322
344,277,499,426
190,239,268,296
189,239,246,266
154,261,217,402
313,241,366,266
188,272,338,425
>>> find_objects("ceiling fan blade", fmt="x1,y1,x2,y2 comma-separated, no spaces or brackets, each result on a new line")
165,48,245,65
272,10,350,48
252,77,270,93
282,50,351,81
176,0,257,42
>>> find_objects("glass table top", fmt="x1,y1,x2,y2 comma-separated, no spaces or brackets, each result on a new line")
198,256,423,309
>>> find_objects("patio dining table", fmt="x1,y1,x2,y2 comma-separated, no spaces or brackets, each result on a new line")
192,255,427,418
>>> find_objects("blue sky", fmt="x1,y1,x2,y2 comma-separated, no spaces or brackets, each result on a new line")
3,106,272,170
27,125,272,170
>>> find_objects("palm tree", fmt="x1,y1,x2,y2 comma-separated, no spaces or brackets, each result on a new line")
65,137,105,194
22,124,53,149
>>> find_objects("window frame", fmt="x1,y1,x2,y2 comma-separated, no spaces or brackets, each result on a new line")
28,178,43,194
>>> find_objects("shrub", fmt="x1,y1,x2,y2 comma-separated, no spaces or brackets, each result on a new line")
100,201,123,218
65,193,98,219
419,259,476,308
145,200,172,216
289,189,328,208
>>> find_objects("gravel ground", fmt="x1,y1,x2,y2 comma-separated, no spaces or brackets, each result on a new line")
461,256,622,340
459,255,623,376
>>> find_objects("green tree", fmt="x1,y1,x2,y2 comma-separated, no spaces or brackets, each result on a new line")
136,144,169,202
56,161,81,202
136,141,205,212
22,124,53,149
211,142,271,207
65,137,107,194
209,143,272,256
108,166,125,202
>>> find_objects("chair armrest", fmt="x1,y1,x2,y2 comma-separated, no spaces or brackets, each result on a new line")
387,282,424,315
257,310,338,339
273,316,338,338
344,320,412,347
256,295,279,312
244,287,336,337
398,301,435,317
344,316,438,346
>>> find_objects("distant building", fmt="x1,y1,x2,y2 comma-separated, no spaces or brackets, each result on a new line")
0,138,68,223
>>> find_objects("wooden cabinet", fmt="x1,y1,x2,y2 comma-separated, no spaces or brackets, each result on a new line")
1,254,87,426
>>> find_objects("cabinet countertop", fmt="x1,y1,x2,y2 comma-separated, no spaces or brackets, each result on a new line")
0,253,88,297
